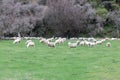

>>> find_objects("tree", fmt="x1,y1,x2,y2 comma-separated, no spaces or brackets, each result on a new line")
0,0,15,37
44,0,104,37
0,0,47,37
107,9,120,37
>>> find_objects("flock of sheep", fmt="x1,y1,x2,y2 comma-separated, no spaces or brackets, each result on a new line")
12,37,116,48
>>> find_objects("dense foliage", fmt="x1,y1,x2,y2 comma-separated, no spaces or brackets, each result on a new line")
0,0,119,38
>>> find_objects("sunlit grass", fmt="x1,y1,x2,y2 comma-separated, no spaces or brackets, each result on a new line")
0,40,120,80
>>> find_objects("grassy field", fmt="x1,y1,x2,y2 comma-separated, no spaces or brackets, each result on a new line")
0,40,120,80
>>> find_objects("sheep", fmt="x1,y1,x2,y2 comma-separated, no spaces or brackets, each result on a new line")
47,42,56,48
55,39,61,44
79,40,96,47
55,38,66,44
68,41,80,48
89,42,96,47
39,38,49,44
105,38,109,40
96,40,102,45
13,37,21,44
101,39,106,42
25,40,32,45
84,41,91,47
79,41,85,46
26,41,35,48
106,42,111,47
88,38,96,42
39,38,56,47
79,40,90,46
68,42,77,48
47,37,54,42
70,37,78,40
78,37,83,40
111,38,117,40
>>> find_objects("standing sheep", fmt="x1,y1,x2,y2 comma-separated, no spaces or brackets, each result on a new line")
68,41,80,48
26,40,35,48
47,42,56,48
13,38,21,44
25,40,32,45
106,42,111,47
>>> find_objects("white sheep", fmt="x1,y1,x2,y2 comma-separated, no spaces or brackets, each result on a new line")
39,38,49,44
13,38,21,44
96,40,102,45
47,37,54,42
106,42,111,47
80,41,85,46
55,39,61,44
55,38,66,44
101,39,106,42
26,41,35,48
25,40,32,45
68,41,79,48
47,42,56,47
84,41,91,46
88,38,96,42
111,38,117,40
89,42,96,47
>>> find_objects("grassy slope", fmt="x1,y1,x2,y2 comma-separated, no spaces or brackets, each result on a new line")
0,40,120,80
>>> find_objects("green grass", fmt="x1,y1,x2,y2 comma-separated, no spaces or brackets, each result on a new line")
0,40,120,80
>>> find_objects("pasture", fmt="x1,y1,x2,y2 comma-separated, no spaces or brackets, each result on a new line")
0,40,120,80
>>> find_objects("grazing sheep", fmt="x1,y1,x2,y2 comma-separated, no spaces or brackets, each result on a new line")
88,38,96,42
68,41,80,48
84,41,91,47
55,39,61,44
96,40,102,45
106,42,111,47
101,39,106,42
70,37,77,40
55,38,66,44
47,37,54,42
26,41,35,48
13,38,21,44
39,38,49,44
105,38,109,40
79,40,90,46
80,41,85,46
111,38,117,40
47,42,56,48
25,40,32,45
89,42,96,47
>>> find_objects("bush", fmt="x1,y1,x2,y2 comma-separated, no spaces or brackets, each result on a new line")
112,3,120,10
96,7,108,16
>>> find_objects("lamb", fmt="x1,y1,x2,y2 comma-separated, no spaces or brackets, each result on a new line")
68,41,80,48
79,40,89,46
80,41,85,46
47,42,56,48
40,38,49,44
101,39,106,42
55,38,66,44
111,38,117,40
106,42,111,47
88,38,96,42
96,40,102,45
89,42,96,47
13,37,21,44
26,40,35,48
47,37,54,42
79,40,96,47
25,40,32,44
84,41,91,47
70,37,77,40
